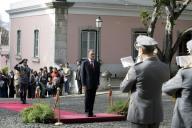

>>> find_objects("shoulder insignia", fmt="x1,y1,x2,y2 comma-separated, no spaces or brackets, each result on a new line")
182,67,190,69
134,61,142,66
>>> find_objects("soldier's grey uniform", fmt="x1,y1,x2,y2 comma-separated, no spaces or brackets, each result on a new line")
162,68,192,128
120,57,170,128
14,64,31,103
15,65,31,84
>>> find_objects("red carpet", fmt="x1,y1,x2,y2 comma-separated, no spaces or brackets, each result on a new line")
0,101,126,123
0,101,31,112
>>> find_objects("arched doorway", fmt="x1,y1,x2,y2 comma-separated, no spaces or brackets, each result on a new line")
179,27,192,56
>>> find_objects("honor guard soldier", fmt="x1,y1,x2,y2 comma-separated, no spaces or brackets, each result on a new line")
120,35,170,128
14,59,31,104
163,39,192,128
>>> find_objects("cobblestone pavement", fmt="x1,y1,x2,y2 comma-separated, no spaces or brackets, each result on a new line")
0,91,174,128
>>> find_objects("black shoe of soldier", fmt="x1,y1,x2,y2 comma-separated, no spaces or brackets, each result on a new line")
22,100,26,104
87,113,96,117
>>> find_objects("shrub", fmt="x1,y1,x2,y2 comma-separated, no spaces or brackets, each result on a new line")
21,107,33,123
107,100,129,116
27,105,42,123
20,103,54,123
40,104,55,123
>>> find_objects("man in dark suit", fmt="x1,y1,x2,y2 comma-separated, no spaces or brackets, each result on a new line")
81,49,100,117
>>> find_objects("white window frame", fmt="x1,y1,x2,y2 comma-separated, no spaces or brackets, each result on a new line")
16,30,21,56
34,29,39,58
81,30,97,59
132,30,147,60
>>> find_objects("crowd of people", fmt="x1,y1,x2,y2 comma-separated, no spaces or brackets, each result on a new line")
0,60,83,101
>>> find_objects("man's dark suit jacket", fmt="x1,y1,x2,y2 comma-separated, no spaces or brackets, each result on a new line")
80,59,100,90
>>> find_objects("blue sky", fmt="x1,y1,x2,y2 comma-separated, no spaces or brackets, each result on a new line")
0,0,22,22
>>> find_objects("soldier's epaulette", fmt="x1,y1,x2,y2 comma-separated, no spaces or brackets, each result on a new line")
134,61,142,66
181,67,191,70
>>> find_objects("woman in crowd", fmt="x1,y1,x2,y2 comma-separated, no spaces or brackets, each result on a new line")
51,67,60,96
63,62,71,95
46,77,53,97
14,70,20,97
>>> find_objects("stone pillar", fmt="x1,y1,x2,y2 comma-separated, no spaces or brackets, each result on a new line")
55,7,68,64
47,1,74,64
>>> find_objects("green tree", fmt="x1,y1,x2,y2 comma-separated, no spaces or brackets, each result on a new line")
140,0,191,63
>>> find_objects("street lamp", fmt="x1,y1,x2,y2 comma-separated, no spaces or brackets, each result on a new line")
96,16,103,62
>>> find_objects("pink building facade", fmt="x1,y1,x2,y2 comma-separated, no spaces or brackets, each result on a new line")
7,0,192,77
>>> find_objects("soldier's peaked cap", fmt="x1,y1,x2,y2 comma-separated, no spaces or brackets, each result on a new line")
136,35,158,47
23,59,28,62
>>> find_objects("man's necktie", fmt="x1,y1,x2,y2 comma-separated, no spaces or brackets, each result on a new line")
90,61,94,68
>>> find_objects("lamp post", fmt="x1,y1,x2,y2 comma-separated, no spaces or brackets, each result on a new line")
96,16,103,62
